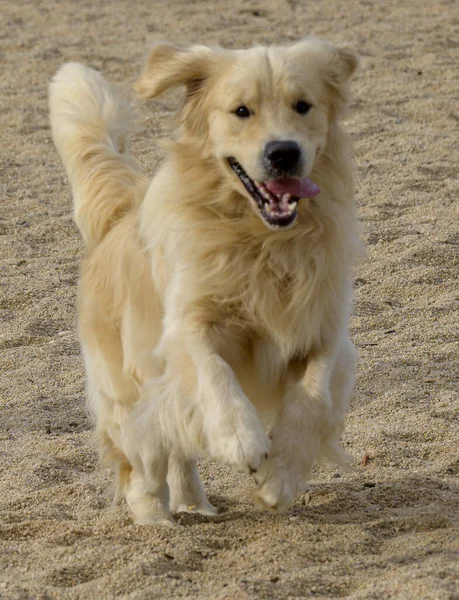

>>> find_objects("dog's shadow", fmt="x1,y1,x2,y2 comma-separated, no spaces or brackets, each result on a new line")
176,472,457,531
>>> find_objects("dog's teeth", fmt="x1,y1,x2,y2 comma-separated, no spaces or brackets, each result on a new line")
259,187,272,201
233,166,299,226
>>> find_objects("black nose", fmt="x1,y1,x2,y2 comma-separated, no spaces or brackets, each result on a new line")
264,140,302,174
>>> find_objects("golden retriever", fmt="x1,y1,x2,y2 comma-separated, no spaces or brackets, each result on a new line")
49,37,360,526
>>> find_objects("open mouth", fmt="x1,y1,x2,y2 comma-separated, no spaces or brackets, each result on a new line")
228,158,320,229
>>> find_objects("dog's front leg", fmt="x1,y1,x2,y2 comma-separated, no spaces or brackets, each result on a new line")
254,344,348,512
162,323,271,474
190,330,271,473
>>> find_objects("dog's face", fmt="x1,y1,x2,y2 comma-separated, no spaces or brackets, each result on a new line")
137,39,357,229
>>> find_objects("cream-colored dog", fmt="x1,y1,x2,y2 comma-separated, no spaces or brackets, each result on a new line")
49,37,360,526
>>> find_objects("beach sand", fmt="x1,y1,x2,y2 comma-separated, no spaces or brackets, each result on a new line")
0,0,458,597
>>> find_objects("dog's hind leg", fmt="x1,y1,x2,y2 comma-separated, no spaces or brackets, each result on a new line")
105,394,175,527
125,462,174,527
120,391,176,526
80,295,174,526
121,378,219,523
168,452,220,516
121,415,174,526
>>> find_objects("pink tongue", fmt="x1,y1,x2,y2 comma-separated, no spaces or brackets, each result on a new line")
265,177,320,199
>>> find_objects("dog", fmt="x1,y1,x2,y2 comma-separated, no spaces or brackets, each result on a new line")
49,37,360,526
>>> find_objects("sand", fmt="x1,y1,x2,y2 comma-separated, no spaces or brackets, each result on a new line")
1,0,458,598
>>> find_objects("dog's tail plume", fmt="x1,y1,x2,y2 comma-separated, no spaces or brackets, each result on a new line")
49,64,148,248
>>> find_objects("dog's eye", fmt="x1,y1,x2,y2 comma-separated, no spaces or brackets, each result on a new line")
295,101,312,115
234,106,251,118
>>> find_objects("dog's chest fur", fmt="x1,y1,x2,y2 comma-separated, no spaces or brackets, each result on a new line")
184,228,340,361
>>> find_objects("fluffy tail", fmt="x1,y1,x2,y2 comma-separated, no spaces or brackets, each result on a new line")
49,63,149,248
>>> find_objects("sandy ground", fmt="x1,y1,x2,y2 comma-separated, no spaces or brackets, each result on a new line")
1,0,458,598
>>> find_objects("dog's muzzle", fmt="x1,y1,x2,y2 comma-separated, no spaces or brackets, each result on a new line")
228,157,320,229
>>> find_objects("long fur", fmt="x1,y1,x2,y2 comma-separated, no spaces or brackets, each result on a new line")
49,38,361,525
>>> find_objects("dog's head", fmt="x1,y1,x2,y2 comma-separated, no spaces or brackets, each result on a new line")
137,38,357,230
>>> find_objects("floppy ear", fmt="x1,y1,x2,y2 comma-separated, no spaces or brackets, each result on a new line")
136,42,215,99
326,45,359,85
321,43,359,118
136,43,218,141
291,38,358,113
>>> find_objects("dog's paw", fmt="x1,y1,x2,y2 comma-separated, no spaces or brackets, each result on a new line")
170,495,221,516
172,502,221,516
134,514,178,527
206,406,270,474
126,480,176,527
253,455,305,513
